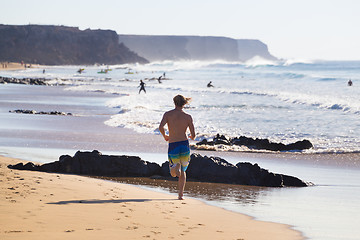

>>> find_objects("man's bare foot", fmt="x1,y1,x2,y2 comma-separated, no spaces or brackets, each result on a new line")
170,164,181,177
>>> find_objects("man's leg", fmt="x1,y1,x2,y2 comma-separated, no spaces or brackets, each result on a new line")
178,170,186,200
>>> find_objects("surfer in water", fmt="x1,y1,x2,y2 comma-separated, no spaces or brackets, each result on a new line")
207,81,214,87
139,80,146,94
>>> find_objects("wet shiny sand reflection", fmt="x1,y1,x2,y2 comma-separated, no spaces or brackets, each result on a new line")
96,177,271,206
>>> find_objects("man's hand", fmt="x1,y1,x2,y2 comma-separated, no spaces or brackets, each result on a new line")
164,135,169,141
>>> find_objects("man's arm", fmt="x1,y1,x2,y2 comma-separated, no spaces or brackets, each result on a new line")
188,115,196,140
159,113,169,141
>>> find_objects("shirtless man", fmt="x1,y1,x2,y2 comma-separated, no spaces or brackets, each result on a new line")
159,95,196,200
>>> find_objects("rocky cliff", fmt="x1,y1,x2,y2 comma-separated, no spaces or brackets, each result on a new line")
0,24,148,65
118,34,277,62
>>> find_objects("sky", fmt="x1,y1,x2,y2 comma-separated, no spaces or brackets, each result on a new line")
1,0,360,61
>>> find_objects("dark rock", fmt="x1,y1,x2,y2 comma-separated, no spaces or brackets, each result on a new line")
7,151,311,187
8,162,40,171
41,150,161,177
196,134,313,152
9,109,72,116
1,76,48,85
187,154,238,183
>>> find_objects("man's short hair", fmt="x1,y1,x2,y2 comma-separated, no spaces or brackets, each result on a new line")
173,95,190,107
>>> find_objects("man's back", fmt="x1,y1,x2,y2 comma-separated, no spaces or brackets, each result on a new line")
164,109,193,143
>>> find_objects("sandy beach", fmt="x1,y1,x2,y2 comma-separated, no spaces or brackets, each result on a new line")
0,62,41,71
0,155,303,240
1,62,24,70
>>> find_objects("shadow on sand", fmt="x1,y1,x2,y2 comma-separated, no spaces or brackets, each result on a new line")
47,198,175,205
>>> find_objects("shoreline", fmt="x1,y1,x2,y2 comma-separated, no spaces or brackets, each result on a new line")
0,155,303,240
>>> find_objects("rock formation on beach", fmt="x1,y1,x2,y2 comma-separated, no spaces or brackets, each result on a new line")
195,134,313,152
118,35,277,62
0,76,49,85
0,24,148,65
9,109,72,116
8,150,311,187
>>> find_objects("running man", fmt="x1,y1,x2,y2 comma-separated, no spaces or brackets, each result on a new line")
159,95,196,200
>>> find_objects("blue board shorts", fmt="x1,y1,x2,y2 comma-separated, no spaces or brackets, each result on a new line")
168,140,190,172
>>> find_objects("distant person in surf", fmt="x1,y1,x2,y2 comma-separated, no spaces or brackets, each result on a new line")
159,95,196,200
348,79,353,86
207,81,214,87
158,76,162,83
139,80,146,94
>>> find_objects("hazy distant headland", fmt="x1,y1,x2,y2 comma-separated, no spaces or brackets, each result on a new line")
118,35,277,62
0,24,277,65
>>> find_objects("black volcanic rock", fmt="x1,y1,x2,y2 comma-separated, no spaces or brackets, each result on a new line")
8,151,311,187
0,24,148,65
196,134,313,152
41,150,161,177
0,76,48,85
9,109,72,116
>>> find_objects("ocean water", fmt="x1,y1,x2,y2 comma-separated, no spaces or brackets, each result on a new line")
2,61,360,240
3,60,360,153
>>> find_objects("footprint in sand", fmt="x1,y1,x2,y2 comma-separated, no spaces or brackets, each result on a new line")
126,226,138,230
177,222,185,226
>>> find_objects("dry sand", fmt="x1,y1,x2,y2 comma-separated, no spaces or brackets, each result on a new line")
0,62,42,71
0,156,303,240
0,62,24,70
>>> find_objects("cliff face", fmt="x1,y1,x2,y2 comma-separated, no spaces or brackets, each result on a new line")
0,25,148,65
118,35,277,62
